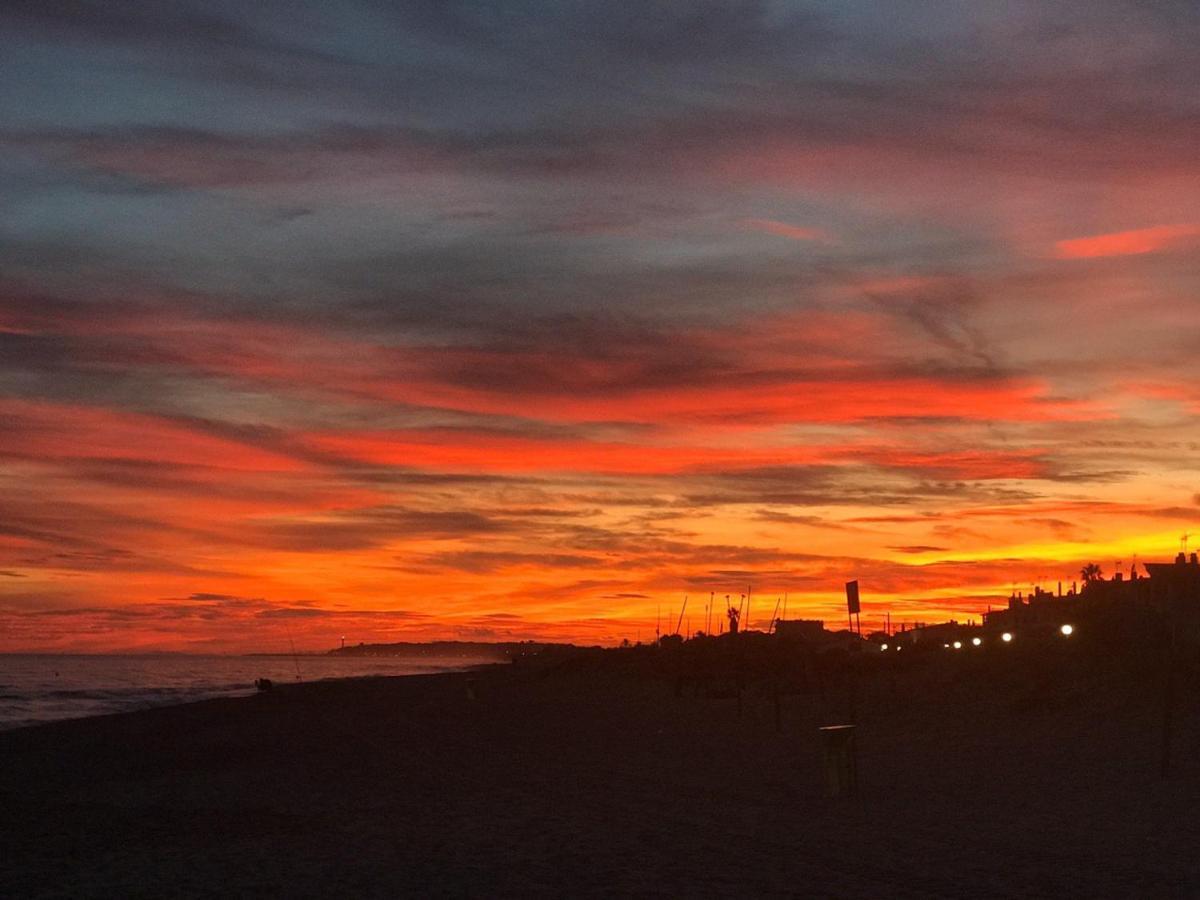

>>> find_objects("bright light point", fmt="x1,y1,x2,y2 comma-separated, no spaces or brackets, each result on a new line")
952,640,962,649
880,643,888,651
1001,632,1013,643
943,643,950,648
971,637,982,646
1060,624,1074,636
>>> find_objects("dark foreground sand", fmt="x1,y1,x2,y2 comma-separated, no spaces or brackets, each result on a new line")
3,644,1200,897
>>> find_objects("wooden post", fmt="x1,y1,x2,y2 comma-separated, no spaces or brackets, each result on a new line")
819,725,858,797
847,654,859,725
1161,584,1178,779
1160,650,1174,779
736,638,745,719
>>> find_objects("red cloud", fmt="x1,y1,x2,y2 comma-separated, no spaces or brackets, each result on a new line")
1054,224,1200,259
305,430,1049,479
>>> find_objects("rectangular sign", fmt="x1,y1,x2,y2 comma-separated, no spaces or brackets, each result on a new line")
845,580,861,615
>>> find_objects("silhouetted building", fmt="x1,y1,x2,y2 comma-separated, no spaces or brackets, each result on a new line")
1141,552,1200,598
774,619,825,642
984,585,1080,637
891,620,977,647
981,555,1200,642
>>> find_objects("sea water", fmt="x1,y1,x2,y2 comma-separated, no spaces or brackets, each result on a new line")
0,654,481,730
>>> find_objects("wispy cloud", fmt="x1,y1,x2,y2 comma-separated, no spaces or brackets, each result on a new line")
741,218,831,243
1054,224,1200,259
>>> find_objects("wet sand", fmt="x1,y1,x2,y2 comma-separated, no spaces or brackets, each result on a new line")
3,645,1200,897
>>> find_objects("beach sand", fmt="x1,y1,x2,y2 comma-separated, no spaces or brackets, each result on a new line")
3,644,1200,897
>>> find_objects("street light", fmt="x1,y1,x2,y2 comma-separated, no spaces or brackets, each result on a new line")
1060,623,1074,636
1001,632,1013,643
971,637,982,647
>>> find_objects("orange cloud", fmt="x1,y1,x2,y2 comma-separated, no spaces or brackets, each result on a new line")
399,376,1100,427
1053,224,1200,259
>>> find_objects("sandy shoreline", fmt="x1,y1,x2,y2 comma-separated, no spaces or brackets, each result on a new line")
3,647,1200,897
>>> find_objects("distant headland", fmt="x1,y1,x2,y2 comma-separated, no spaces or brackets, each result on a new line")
326,639,576,659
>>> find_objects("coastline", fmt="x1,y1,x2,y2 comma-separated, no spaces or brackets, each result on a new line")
0,654,489,732
4,649,1200,896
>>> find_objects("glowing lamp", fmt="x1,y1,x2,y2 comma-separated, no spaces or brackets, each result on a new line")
1001,632,1013,643
880,643,888,651
971,636,982,646
1060,623,1074,636
952,640,962,650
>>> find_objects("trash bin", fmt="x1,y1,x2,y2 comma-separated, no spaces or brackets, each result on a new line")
818,724,857,797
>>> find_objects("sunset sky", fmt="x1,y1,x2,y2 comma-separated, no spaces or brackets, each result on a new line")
2,2,1199,652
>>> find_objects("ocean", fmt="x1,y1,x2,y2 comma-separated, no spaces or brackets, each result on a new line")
0,653,483,730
